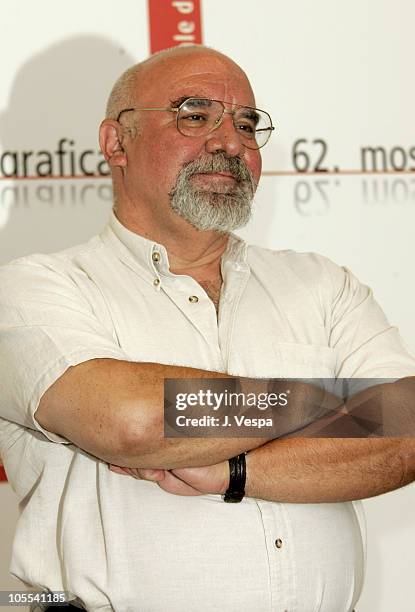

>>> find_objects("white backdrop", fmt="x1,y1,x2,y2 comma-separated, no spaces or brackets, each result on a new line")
0,1,414,610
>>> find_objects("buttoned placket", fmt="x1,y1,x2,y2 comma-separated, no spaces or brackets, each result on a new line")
149,244,225,369
217,257,250,372
217,244,297,612
254,499,297,611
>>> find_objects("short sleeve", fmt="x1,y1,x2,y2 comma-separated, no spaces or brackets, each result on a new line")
0,257,129,443
322,257,415,378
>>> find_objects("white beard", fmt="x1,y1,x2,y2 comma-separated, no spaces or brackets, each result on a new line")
169,152,257,232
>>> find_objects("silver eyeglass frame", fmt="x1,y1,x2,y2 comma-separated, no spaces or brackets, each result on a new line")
116,97,275,150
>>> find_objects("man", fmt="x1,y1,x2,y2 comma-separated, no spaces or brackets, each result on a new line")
0,45,414,612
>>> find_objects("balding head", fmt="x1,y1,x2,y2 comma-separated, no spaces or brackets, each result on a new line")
105,45,250,120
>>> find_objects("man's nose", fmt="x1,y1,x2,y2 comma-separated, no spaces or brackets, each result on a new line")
204,113,245,157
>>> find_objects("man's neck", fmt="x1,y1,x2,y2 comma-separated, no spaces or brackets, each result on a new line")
168,237,228,282
114,207,229,283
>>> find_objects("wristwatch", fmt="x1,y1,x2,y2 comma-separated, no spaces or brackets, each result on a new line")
223,453,246,503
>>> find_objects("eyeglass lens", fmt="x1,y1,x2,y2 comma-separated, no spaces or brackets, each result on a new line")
177,98,272,149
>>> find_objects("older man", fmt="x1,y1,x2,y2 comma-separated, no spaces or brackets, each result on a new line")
0,45,414,612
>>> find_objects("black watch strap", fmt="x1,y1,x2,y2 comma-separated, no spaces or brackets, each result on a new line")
223,453,246,503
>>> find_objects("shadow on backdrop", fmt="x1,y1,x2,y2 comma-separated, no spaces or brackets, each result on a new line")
0,36,136,262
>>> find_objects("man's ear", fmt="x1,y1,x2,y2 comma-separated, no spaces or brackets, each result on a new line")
99,119,128,167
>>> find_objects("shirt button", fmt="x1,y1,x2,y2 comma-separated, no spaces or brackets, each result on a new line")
188,295,199,303
275,538,283,549
152,252,161,262
153,278,160,287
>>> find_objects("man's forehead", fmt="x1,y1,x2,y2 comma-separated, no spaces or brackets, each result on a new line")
137,53,255,106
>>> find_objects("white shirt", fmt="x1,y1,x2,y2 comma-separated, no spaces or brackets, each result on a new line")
1,212,414,612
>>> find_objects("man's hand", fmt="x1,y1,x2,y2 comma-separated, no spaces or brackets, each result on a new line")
109,461,230,496
168,463,229,495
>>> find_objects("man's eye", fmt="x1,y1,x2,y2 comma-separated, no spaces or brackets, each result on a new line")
180,112,208,122
236,121,255,134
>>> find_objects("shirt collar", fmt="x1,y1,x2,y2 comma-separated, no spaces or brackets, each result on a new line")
107,210,168,272
103,210,248,275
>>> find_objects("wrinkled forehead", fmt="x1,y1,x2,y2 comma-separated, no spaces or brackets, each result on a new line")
135,51,256,107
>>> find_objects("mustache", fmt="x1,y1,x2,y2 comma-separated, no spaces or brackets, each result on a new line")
181,152,256,185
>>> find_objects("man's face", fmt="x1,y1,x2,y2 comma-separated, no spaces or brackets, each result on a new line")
121,51,263,233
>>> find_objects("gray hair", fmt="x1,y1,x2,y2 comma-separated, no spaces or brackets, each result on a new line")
106,65,140,120
169,151,257,232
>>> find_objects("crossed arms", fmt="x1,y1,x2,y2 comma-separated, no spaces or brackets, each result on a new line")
35,358,415,503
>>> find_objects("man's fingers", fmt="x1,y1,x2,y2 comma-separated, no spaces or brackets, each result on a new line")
138,469,165,482
109,464,130,475
108,465,166,481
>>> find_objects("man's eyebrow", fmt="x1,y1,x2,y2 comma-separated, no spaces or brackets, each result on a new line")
170,96,189,108
170,96,210,108
238,108,260,124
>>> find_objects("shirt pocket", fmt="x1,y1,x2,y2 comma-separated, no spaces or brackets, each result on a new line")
272,342,337,378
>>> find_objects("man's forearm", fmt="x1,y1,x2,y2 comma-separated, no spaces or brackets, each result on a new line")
124,373,334,469
165,379,415,501
37,359,331,469
164,436,415,502
244,377,415,502
36,358,269,468
244,437,415,503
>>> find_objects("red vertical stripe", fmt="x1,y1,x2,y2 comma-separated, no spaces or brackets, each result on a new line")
0,465,7,482
148,0,203,54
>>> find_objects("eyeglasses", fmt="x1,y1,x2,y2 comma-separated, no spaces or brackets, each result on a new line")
116,97,275,150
